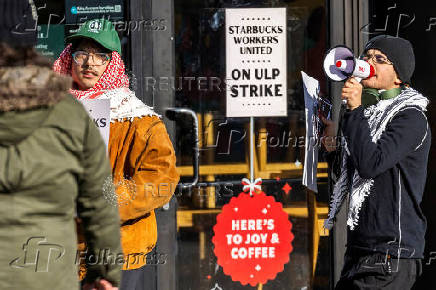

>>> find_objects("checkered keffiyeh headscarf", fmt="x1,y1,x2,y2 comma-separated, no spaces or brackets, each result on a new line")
53,44,129,99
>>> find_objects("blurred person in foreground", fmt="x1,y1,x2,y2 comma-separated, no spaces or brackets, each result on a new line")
0,1,121,289
321,35,430,289
53,19,180,290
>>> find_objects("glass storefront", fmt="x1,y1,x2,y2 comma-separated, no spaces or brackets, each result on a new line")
173,1,329,289
33,0,330,289
28,0,436,289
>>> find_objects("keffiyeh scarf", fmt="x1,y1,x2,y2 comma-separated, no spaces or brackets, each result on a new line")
53,44,130,99
53,44,158,122
324,88,429,231
97,88,159,123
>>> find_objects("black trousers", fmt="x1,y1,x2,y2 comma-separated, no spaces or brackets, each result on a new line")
336,251,422,290
120,264,156,290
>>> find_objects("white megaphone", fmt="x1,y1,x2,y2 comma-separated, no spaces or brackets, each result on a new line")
323,45,375,104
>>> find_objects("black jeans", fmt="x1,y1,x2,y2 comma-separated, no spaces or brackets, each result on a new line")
336,251,422,290
120,264,157,290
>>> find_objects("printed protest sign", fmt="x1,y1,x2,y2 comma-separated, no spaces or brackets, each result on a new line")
301,71,320,193
225,8,287,117
80,99,110,149
301,71,332,193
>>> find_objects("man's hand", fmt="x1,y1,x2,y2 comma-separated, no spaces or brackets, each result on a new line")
83,279,118,290
342,77,363,110
321,116,337,152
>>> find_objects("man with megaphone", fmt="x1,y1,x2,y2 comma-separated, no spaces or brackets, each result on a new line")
321,35,430,289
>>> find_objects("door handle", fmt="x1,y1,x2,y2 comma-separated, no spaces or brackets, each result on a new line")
165,108,199,189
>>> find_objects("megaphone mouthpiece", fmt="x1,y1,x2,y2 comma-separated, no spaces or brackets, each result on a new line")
353,59,375,79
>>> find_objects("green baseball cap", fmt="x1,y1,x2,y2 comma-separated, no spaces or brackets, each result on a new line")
66,19,122,55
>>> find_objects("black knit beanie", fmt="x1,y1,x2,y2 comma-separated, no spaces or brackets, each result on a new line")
0,0,37,47
363,34,415,84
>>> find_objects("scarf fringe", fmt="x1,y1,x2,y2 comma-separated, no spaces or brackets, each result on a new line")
347,178,374,230
96,88,160,122
324,151,349,230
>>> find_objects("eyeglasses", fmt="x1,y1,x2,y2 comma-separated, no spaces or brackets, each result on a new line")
72,51,111,66
360,53,393,65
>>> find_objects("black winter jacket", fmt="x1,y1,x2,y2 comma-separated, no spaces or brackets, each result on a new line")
342,103,431,258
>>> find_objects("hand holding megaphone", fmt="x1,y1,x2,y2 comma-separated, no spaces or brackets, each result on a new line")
323,45,375,105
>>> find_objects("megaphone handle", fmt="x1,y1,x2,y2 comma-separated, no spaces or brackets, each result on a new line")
342,77,363,105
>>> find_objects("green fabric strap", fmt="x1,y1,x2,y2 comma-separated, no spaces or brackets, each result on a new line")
361,87,402,107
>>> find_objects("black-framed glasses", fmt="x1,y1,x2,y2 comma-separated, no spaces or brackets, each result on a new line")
72,51,111,66
359,53,393,65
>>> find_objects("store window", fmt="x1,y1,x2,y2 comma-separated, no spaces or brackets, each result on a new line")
30,0,331,288
174,1,330,289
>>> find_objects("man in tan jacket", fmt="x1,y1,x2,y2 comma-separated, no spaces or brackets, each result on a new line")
53,19,180,289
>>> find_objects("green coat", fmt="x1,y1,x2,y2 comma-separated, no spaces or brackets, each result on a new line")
0,65,122,289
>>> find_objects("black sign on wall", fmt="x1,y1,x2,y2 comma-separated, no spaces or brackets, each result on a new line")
65,0,124,25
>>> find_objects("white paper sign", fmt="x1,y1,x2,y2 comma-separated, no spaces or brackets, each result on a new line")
226,8,287,117
80,99,110,149
301,71,319,193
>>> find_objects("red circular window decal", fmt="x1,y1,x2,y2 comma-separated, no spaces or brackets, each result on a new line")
212,191,294,286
